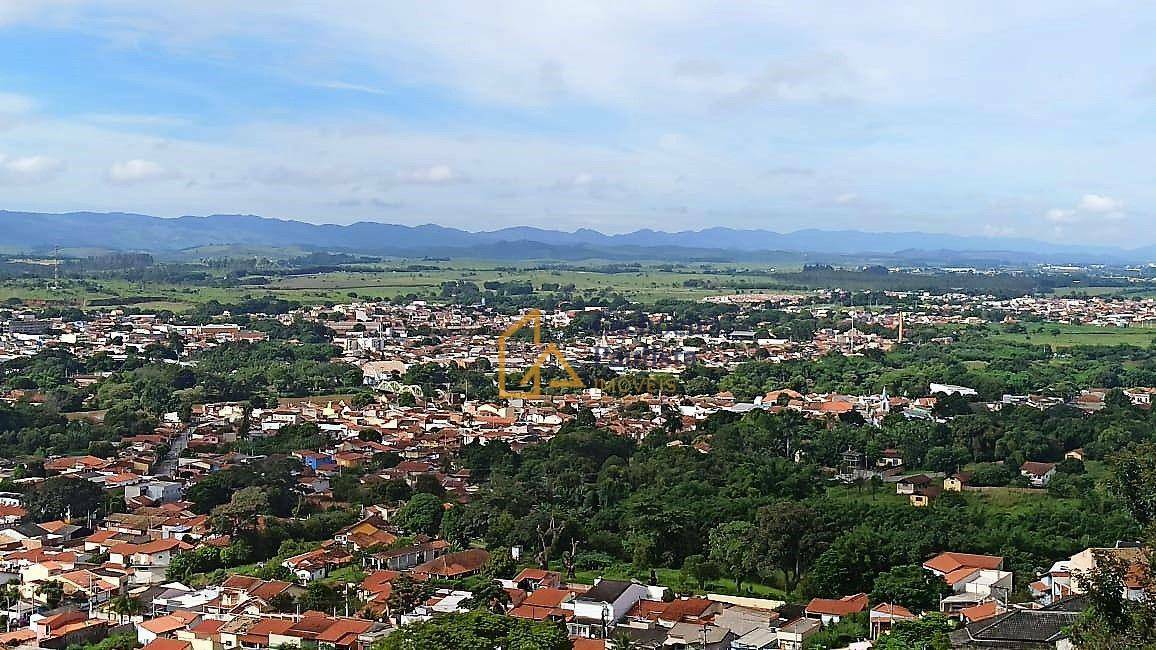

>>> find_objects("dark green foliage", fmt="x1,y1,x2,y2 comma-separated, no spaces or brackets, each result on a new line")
375,610,569,650
395,493,445,536
25,476,105,521
870,565,950,612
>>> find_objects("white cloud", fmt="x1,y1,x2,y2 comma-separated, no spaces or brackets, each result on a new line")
1045,208,1076,223
0,153,64,185
1078,193,1124,213
833,192,859,204
316,81,387,95
1045,194,1126,224
106,159,175,184
394,164,461,185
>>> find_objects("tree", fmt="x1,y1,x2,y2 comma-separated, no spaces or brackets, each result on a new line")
413,473,446,497
610,630,639,650
681,554,720,590
754,502,826,593
211,486,270,535
534,513,563,570
874,614,954,649
299,582,342,613
375,610,569,650
481,549,516,581
37,580,64,608
708,521,759,591
870,565,950,613
968,463,1013,487
108,595,144,622
1109,443,1156,526
1068,546,1156,647
466,580,511,614
267,592,296,613
165,546,223,582
387,575,433,625
395,493,444,536
25,477,105,522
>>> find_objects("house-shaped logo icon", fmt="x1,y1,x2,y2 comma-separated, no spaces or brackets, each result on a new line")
497,309,584,398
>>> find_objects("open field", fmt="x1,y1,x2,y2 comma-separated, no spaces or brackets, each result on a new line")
1050,285,1156,298
989,323,1156,348
0,262,799,310
554,561,791,601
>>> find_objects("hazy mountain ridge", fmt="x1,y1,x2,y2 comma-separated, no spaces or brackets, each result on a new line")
0,210,1141,262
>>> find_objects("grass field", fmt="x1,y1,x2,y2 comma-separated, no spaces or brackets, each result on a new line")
554,561,791,602
0,262,797,311
1050,285,1156,298
990,323,1156,348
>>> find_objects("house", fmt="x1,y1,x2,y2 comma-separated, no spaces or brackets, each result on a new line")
929,383,978,397
731,627,778,650
570,579,652,638
109,538,186,584
948,602,1080,648
960,600,1001,624
804,593,868,624
509,587,576,624
333,517,399,553
34,610,111,647
139,639,192,650
1063,546,1148,599
174,617,227,650
125,481,183,505
943,472,972,492
776,618,820,650
411,549,490,580
510,568,563,591
869,603,915,639
938,568,1014,615
137,612,201,645
876,449,904,468
282,547,353,583
1020,461,1056,487
363,539,449,571
910,486,941,507
896,474,932,495
923,552,1004,578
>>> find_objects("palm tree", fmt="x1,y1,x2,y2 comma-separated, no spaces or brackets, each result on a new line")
609,630,638,650
108,595,144,623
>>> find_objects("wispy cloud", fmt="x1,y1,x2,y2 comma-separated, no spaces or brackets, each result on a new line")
315,81,388,96
0,153,64,185
106,159,176,184
1045,194,1126,224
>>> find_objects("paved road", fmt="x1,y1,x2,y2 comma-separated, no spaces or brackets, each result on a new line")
156,426,190,477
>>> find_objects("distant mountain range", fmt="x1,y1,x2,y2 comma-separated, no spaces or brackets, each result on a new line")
0,210,1146,263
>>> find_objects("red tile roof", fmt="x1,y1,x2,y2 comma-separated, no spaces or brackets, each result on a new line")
805,593,868,617
923,552,1003,575
140,639,191,650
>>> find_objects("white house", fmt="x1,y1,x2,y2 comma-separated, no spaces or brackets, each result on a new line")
1020,461,1057,487
568,579,651,638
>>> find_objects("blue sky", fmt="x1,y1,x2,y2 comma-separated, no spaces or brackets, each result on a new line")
1,1,1155,243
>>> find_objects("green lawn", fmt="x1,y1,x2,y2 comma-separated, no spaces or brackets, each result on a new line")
550,561,791,603
325,564,368,584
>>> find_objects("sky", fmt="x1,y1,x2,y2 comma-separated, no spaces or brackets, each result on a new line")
1,1,1155,244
